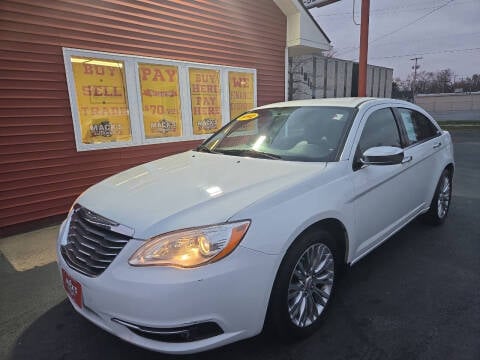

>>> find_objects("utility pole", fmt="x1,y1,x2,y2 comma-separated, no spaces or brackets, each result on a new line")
358,0,370,97
410,57,422,103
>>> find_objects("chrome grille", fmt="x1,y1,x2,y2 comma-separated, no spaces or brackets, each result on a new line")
61,205,133,277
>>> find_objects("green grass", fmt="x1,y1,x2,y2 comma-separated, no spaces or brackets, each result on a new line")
437,120,480,129
438,120,480,125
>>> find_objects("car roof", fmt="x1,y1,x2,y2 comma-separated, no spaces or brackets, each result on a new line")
254,97,413,110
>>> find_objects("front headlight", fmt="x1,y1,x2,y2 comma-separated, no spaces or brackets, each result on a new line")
129,220,250,268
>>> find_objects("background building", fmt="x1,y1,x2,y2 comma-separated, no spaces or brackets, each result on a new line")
289,54,393,100
0,0,330,235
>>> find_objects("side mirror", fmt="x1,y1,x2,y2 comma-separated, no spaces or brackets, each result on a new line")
361,146,404,166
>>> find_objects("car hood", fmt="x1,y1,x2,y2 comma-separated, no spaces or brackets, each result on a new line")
76,151,325,239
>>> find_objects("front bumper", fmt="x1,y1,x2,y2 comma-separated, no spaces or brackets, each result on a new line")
56,222,279,354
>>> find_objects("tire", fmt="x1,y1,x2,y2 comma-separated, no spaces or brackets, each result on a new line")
422,169,452,225
266,228,338,340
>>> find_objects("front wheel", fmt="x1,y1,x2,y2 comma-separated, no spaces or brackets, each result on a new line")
422,169,452,225
266,229,337,339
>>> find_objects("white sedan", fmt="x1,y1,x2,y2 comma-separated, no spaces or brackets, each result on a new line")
57,98,454,354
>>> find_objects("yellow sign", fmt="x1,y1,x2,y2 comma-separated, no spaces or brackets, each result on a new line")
189,68,222,135
71,57,132,144
229,72,254,119
237,112,258,121
138,63,182,138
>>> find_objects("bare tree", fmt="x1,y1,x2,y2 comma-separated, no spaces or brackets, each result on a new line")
401,69,466,95
436,69,454,93
288,56,314,100
322,48,338,58
415,71,435,94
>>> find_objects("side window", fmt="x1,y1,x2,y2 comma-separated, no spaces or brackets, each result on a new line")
357,108,402,156
397,108,438,145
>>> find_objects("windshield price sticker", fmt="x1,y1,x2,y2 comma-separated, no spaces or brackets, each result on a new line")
237,112,259,121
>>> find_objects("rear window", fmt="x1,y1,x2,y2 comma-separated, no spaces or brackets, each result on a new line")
397,108,439,145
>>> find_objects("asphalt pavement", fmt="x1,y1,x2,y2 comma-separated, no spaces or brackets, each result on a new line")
1,129,479,360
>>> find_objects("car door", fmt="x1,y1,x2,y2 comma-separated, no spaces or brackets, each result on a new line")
350,106,417,258
393,107,443,207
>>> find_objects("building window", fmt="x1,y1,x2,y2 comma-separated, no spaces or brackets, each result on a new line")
70,57,132,145
229,71,255,119
189,68,222,135
63,48,256,151
138,63,182,139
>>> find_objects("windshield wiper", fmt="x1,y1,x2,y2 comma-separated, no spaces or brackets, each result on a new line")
196,144,218,154
217,149,282,160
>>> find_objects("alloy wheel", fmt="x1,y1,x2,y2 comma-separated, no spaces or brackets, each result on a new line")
437,175,451,219
287,243,334,327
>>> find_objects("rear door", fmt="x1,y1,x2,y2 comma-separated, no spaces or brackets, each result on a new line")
393,107,443,207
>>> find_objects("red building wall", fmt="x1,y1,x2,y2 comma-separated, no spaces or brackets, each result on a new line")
0,0,286,235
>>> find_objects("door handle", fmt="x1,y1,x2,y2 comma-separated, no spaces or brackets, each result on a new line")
433,142,442,149
402,156,413,164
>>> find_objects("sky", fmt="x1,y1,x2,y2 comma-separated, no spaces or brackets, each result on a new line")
309,0,480,80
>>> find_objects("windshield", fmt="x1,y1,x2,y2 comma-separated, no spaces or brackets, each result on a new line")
197,106,355,162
